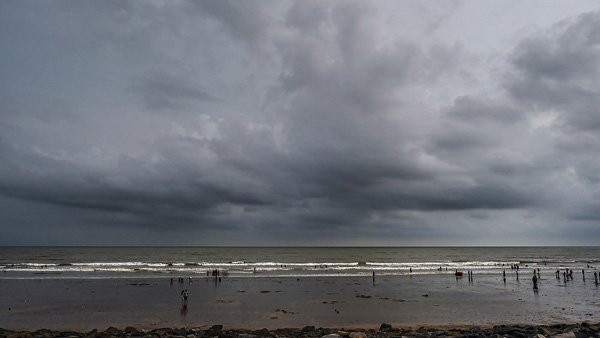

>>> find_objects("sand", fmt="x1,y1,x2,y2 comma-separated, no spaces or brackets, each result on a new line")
1,274,599,331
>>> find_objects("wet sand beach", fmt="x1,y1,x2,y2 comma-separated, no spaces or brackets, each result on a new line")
1,273,599,331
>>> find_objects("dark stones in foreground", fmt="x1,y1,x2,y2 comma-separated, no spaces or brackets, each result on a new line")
1,322,599,338
379,323,392,332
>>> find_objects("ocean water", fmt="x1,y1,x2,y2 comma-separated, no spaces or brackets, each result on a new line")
2,247,600,328
1,246,599,279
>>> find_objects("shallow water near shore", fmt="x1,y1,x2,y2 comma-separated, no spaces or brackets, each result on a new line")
1,273,599,330
2,247,600,330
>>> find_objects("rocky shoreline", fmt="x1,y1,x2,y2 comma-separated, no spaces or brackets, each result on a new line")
2,322,600,338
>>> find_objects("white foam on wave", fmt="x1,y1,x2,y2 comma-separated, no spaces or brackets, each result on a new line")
197,262,359,267
2,259,586,278
72,262,165,267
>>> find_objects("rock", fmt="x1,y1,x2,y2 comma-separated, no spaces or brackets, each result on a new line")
348,332,366,338
219,334,239,338
83,329,97,337
151,328,172,336
302,326,316,332
104,327,122,335
125,326,140,334
320,328,337,335
379,323,392,332
7,334,34,338
172,328,188,336
0,329,17,337
492,325,514,335
550,333,576,338
238,334,256,338
253,328,271,337
32,329,53,337
209,325,223,331
62,332,83,337
581,322,594,328
85,332,106,338
3,325,595,338
581,322,599,332
508,328,528,337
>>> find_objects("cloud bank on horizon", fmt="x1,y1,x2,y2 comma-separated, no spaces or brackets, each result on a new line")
2,1,600,245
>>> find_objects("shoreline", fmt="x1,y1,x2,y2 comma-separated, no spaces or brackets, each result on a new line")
2,322,599,338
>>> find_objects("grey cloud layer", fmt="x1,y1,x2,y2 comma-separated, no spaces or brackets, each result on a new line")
1,1,600,244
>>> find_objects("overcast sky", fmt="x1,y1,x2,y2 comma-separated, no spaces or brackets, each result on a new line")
2,1,600,246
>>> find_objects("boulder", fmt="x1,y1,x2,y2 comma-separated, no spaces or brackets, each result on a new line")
537,327,553,336
253,328,271,337
83,329,97,337
550,333,576,338
508,328,528,338
321,334,341,338
32,329,53,337
8,334,34,338
209,325,223,332
348,332,366,338
581,322,599,332
238,334,256,338
302,326,316,333
104,327,122,335
125,326,140,334
62,331,82,337
171,328,188,336
379,323,392,332
151,328,172,336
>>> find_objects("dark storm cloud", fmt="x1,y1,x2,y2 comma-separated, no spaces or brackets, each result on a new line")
0,136,270,226
136,73,217,111
2,1,600,244
496,10,600,225
446,96,524,124
508,10,600,131
193,0,273,44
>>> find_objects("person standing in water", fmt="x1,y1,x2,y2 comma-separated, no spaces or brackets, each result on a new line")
181,289,189,306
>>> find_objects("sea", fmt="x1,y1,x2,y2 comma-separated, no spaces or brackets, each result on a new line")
1,246,599,279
